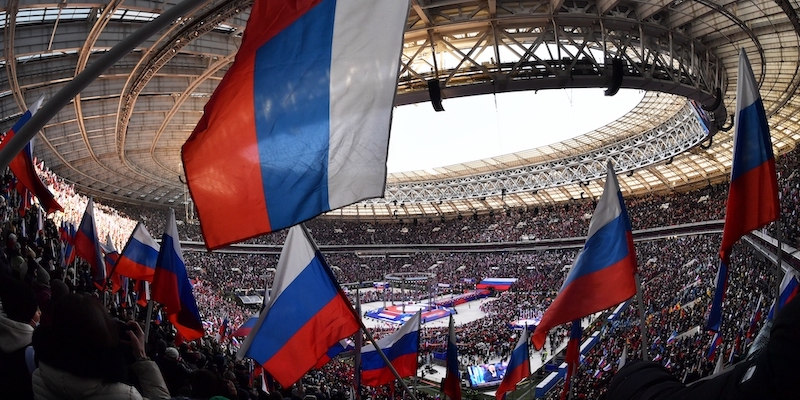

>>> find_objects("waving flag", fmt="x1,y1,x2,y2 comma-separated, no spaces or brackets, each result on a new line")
362,311,420,387
707,50,779,333
745,294,763,339
233,314,259,337
61,222,77,267
182,0,408,250
532,162,637,349
74,198,105,288
100,234,122,293
707,332,723,361
443,315,461,400
560,320,583,400
705,259,729,332
152,209,204,341
115,222,160,281
314,338,355,369
768,271,799,320
495,329,530,400
0,95,62,213
237,225,359,387
136,280,150,307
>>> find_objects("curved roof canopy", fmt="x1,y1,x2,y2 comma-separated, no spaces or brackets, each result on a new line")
1,0,799,221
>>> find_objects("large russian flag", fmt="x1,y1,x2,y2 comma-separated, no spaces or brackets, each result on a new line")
532,162,637,349
0,96,63,214
719,50,779,258
73,198,106,287
152,209,204,341
442,315,462,400
495,329,530,400
182,0,408,250
361,311,420,387
237,225,359,387
115,222,160,281
706,51,779,332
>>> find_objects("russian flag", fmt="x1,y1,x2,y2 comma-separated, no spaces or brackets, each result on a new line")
314,338,355,369
74,198,106,287
768,272,799,320
136,280,150,308
705,259,729,332
232,314,259,337
152,209,204,341
115,222,160,281
745,294,763,339
0,95,62,213
532,162,637,350
361,311,420,387
707,332,723,361
495,329,530,400
237,225,359,387
100,234,122,293
559,320,582,400
182,0,409,250
442,315,462,400
707,52,779,333
719,50,779,258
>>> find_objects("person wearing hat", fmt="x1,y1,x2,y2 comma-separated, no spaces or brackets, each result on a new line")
0,275,41,399
158,346,193,396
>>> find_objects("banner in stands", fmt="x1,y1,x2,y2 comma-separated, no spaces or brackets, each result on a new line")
476,278,518,291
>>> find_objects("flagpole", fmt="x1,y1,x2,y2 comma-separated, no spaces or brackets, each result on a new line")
143,300,154,345
775,219,784,301
0,0,207,171
354,290,362,400
298,224,418,400
635,272,649,360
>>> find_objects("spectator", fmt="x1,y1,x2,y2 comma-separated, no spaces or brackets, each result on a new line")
158,346,193,396
0,275,40,399
31,293,170,399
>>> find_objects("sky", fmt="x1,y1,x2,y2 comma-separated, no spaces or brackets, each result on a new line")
386,88,645,173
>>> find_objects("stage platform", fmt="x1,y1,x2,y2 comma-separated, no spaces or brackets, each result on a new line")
364,302,455,324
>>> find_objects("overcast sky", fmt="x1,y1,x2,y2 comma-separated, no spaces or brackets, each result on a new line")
387,88,645,173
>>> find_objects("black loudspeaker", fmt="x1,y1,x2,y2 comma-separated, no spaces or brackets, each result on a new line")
605,58,623,96
427,79,445,112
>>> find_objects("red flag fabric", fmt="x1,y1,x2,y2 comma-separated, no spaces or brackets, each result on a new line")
0,96,63,213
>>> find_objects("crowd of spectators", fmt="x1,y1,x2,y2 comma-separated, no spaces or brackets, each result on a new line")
0,136,797,399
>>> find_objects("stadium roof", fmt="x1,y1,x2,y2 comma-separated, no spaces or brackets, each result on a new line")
1,0,799,221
